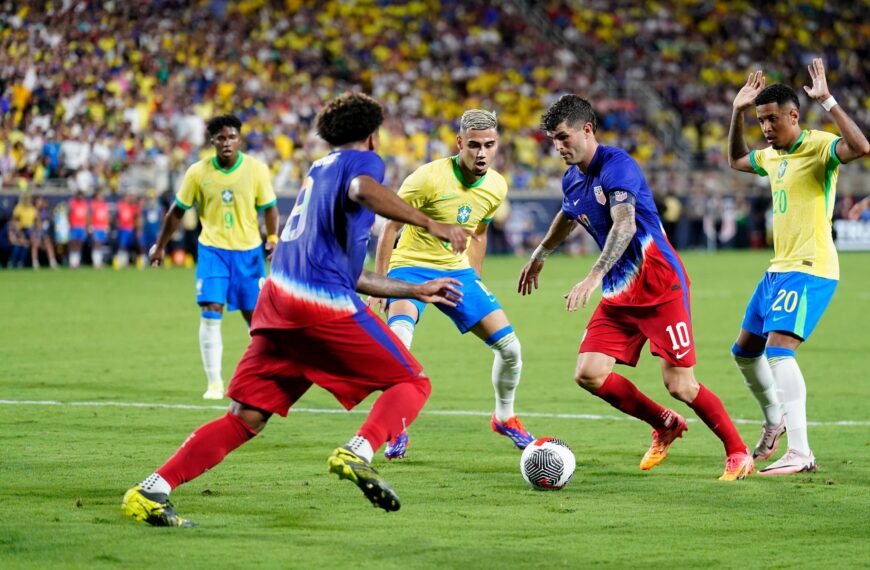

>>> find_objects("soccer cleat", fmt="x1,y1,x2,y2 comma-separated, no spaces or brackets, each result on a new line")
384,429,410,460
490,414,535,450
752,419,786,460
758,448,817,475
327,447,400,511
639,411,688,470
121,485,196,527
718,449,755,481
202,381,225,400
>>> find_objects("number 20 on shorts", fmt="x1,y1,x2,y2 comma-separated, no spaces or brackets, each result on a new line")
772,288,798,313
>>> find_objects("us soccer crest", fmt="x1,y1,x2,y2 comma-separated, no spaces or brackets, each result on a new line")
777,160,788,179
457,204,472,223
594,185,606,205
222,189,234,203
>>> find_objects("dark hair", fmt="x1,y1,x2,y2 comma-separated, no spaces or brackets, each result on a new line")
207,114,243,137
316,92,384,146
755,84,800,109
541,94,598,133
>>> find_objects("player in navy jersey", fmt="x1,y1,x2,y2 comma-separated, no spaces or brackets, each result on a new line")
518,95,753,480
122,93,471,525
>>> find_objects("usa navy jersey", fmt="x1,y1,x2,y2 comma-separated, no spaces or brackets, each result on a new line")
255,150,385,329
561,145,689,307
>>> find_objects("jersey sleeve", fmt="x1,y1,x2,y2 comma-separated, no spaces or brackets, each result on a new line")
480,177,507,223
599,151,643,197
748,149,769,177
175,164,199,210
815,131,842,169
348,151,386,186
254,160,277,211
397,164,431,208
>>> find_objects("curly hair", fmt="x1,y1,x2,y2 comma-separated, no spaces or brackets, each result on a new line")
316,93,384,146
541,94,598,133
206,114,243,137
754,84,800,109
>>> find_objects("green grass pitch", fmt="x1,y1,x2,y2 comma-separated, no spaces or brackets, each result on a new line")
1,251,868,568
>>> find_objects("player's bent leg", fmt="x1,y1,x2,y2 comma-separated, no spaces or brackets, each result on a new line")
382,301,420,459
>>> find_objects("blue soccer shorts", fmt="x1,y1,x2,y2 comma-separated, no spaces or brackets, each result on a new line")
741,271,838,341
70,227,87,242
386,266,502,333
196,243,265,312
117,229,136,249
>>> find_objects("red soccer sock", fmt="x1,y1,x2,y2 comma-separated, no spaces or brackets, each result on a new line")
357,376,432,451
688,384,746,456
593,373,670,430
157,412,257,489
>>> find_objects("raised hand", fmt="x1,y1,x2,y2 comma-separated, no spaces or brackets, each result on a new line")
803,58,832,102
733,70,765,112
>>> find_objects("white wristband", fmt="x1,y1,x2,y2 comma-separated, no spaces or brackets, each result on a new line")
532,244,554,261
820,96,837,112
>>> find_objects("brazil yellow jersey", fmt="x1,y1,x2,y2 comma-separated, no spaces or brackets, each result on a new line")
749,129,841,280
390,156,507,271
175,152,277,251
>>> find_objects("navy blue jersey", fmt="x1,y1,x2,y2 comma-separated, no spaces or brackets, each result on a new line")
560,145,689,307
258,150,385,328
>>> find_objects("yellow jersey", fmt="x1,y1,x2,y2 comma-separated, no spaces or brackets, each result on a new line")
390,156,507,271
175,152,276,251
749,129,841,280
12,202,37,229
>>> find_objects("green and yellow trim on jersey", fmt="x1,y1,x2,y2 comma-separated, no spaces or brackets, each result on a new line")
212,153,244,174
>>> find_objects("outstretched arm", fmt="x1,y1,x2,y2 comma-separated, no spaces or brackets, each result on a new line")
517,210,578,296
367,219,404,312
357,270,462,307
803,58,870,163
564,202,636,311
728,70,766,173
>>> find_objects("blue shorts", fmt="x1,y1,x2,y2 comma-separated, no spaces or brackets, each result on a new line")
741,271,837,341
386,266,502,333
118,229,136,249
196,243,266,312
92,229,108,243
70,227,87,242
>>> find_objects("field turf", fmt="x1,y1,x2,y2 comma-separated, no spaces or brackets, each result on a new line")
1,251,868,569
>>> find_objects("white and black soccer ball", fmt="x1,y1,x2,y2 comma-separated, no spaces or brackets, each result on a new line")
520,437,576,490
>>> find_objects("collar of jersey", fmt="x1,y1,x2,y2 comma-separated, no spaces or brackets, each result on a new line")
451,155,486,188
212,152,243,174
780,130,808,156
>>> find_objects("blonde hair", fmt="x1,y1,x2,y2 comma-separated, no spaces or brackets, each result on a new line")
459,109,498,133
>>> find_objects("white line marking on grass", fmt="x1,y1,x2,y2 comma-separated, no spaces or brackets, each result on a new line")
1,399,868,427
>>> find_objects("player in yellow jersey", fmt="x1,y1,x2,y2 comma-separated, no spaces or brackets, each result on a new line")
728,58,869,474
149,114,280,400
369,109,534,459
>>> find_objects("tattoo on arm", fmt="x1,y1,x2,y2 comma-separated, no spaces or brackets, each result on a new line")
592,203,636,275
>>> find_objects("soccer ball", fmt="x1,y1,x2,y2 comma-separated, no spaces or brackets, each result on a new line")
520,437,576,490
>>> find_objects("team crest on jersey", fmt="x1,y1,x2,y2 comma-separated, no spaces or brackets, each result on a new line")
457,204,472,223
777,160,788,179
594,185,606,205
222,190,234,203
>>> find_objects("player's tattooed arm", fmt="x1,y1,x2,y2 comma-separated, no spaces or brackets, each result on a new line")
357,270,462,307
592,202,636,276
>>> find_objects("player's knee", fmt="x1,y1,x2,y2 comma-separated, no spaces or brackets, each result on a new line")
413,372,432,400
574,367,607,390
229,400,270,433
664,375,699,403
488,327,521,366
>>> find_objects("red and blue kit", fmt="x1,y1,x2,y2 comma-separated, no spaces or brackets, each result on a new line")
561,146,695,367
228,150,424,414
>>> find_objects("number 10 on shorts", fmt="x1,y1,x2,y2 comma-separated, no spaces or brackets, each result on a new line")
665,322,691,351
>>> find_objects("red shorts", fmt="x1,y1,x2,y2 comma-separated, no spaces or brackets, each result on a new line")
227,307,425,416
579,296,696,367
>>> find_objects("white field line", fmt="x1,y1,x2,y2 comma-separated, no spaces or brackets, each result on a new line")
0,399,867,427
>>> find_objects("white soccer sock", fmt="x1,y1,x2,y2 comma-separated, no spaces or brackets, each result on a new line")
734,354,783,425
199,314,223,385
140,472,172,497
388,317,415,350
92,249,104,268
345,435,374,463
491,333,522,422
769,355,810,455
69,250,81,268
117,250,129,268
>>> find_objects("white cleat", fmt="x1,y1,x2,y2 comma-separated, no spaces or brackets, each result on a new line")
759,448,816,475
202,382,225,400
753,418,786,460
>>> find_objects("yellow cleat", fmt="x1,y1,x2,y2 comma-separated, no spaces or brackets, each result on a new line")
640,411,688,470
121,485,196,527
327,447,400,512
719,450,755,481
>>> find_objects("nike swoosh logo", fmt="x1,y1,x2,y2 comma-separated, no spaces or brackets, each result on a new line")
676,349,691,359
573,199,580,205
